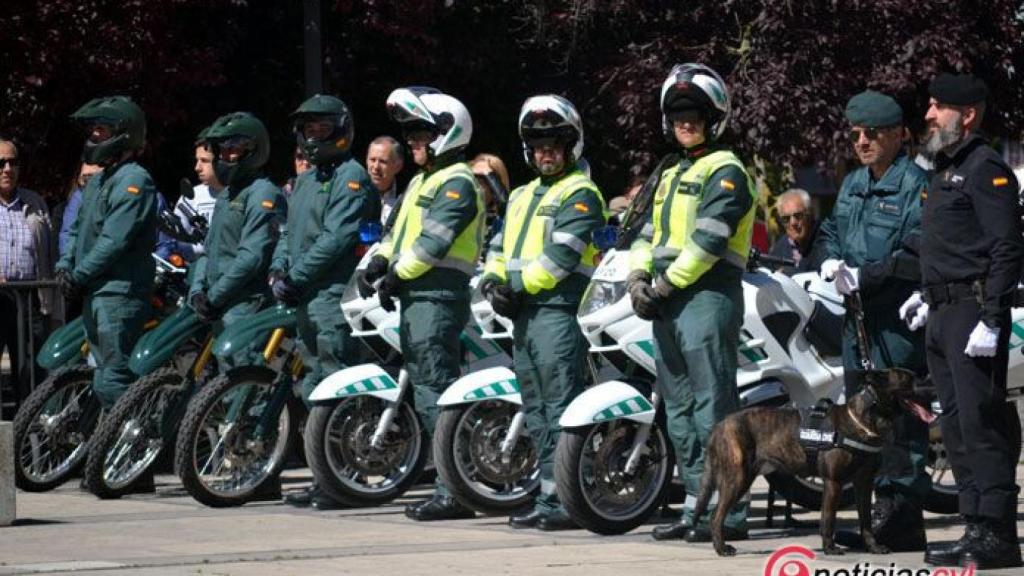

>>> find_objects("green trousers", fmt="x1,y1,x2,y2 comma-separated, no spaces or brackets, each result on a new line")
400,292,470,497
512,303,588,514
842,316,931,501
652,284,748,530
82,293,148,408
215,295,267,373
297,285,359,404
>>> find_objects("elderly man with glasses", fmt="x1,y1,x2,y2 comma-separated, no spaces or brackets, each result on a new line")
769,188,820,275
815,89,932,553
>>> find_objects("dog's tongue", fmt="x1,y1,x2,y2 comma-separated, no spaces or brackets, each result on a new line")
901,398,937,424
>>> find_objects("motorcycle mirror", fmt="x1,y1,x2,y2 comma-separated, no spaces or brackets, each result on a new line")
592,225,619,252
359,221,384,244
179,178,195,201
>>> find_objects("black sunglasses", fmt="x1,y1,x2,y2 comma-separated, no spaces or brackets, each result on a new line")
779,211,806,225
849,126,897,142
0,157,19,169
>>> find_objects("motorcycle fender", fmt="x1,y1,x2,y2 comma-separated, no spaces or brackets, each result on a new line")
214,303,296,359
558,380,655,427
129,306,208,375
37,315,87,370
308,363,400,403
437,366,521,407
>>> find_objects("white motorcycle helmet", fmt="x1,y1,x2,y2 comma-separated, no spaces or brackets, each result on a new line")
518,95,584,172
386,86,472,159
659,63,731,141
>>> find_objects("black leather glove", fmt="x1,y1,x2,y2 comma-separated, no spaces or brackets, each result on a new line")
56,269,82,301
272,276,301,306
489,284,522,319
190,291,218,322
358,255,390,299
377,269,402,312
479,276,499,299
627,270,660,321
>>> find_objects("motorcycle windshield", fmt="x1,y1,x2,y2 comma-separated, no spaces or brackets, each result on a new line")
578,249,629,318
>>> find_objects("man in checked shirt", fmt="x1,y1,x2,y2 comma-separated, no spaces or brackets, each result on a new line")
0,138,57,418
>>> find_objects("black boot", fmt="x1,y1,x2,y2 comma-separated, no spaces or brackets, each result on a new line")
871,494,927,552
536,509,578,531
509,510,545,529
404,496,475,521
683,525,749,543
283,484,319,507
652,519,693,541
924,516,981,566
250,475,281,502
958,517,1023,570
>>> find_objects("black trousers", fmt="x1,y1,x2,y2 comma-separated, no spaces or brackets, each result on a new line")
0,291,47,419
925,299,1022,521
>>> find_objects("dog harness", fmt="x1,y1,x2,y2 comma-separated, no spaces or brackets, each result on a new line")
798,398,883,470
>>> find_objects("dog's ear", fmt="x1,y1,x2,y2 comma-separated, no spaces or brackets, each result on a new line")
886,368,916,394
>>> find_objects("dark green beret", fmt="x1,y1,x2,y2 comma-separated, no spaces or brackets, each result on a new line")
845,90,903,127
929,73,989,105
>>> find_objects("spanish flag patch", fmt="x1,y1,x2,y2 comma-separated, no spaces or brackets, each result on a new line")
347,181,361,190
720,179,735,191
261,199,275,210
574,202,589,213
993,177,1009,187
445,190,461,199
126,186,140,195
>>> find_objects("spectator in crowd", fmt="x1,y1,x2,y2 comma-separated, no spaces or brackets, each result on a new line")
471,153,510,216
58,162,102,257
366,136,405,226
768,188,820,274
0,138,57,417
608,174,644,224
282,146,312,196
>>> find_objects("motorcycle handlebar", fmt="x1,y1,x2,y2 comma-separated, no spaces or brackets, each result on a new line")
747,249,795,270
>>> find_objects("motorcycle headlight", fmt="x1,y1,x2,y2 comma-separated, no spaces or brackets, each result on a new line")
578,279,627,317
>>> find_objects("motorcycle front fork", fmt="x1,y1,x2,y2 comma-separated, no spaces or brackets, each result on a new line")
622,391,661,475
370,369,410,449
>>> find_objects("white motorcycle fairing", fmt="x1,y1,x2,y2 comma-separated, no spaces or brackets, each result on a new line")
559,380,655,427
436,366,522,407
308,363,401,403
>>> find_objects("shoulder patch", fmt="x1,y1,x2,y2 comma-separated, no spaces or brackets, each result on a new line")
573,202,590,214
445,190,461,199
347,181,361,190
720,179,735,191
993,177,1009,187
126,185,141,195
261,199,275,210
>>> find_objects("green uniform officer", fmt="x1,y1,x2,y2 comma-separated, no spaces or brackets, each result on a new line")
360,87,484,521
273,95,380,509
481,95,606,531
56,96,157,409
189,112,285,370
628,64,756,543
816,90,931,551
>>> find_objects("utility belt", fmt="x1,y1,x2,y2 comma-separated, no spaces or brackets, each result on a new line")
921,279,985,309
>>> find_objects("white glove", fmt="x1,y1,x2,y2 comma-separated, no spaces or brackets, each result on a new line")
834,263,860,295
820,258,842,280
964,321,1000,357
898,292,929,331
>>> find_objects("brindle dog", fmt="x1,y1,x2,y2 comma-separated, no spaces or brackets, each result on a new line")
691,368,932,557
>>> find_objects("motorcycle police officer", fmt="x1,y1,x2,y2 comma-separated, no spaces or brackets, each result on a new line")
273,94,380,509
628,64,756,543
481,95,606,530
816,90,931,551
56,96,158,409
189,112,286,370
360,87,484,521
900,73,1023,570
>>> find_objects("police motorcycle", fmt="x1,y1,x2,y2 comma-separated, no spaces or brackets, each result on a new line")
172,300,304,507
83,183,216,498
302,243,514,507
12,252,193,492
430,284,542,515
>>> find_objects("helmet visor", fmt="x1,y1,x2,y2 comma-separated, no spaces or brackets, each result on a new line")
212,136,255,163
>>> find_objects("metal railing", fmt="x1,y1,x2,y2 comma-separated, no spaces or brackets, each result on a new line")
0,280,59,416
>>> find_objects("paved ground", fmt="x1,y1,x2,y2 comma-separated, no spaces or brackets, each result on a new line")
1,469,1021,576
